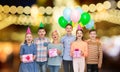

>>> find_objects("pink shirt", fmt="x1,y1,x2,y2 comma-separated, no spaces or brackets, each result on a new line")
70,41,88,57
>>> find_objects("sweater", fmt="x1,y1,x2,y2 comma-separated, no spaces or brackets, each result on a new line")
70,41,88,57
86,39,103,66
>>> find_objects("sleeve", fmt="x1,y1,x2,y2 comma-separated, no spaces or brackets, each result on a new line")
60,44,64,56
20,45,24,56
98,42,103,68
33,44,37,55
70,42,74,57
84,42,88,57
60,36,64,44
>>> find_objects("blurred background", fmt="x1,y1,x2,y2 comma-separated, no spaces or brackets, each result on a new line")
0,0,120,72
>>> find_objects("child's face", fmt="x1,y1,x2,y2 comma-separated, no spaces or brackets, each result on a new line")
38,29,46,38
76,30,83,39
65,25,73,34
52,31,59,40
89,31,97,39
25,34,33,43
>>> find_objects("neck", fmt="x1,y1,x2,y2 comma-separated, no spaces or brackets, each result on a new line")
53,40,59,44
90,38,96,42
27,42,31,46
39,36,44,39
67,33,71,36
77,38,82,41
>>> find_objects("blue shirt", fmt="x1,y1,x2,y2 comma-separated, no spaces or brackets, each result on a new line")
20,43,37,56
61,34,75,60
47,43,64,66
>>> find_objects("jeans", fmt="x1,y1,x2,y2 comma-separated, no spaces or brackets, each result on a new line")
37,61,47,72
87,64,98,72
63,60,74,72
48,65,60,72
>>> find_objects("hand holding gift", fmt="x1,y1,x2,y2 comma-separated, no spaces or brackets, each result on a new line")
21,54,33,63
49,48,58,57
73,49,81,58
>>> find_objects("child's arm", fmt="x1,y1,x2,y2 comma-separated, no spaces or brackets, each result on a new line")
58,44,64,56
33,44,37,60
83,42,88,57
98,42,103,69
70,42,74,57
19,45,24,62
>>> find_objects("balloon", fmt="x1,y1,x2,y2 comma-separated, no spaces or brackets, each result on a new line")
79,12,91,25
85,19,94,29
58,16,68,28
70,9,80,23
63,8,72,21
76,7,83,14
79,23,84,27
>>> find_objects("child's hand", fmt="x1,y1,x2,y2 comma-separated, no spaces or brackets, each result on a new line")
98,64,102,69
81,51,84,56
57,49,61,55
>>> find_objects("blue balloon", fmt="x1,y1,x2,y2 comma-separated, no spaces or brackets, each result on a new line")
76,7,83,14
63,8,72,21
85,20,94,29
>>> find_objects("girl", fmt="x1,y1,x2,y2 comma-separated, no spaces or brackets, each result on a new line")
19,27,39,72
70,26,88,72
48,30,64,72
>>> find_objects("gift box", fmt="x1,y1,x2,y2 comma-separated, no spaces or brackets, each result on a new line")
49,48,58,57
22,54,33,63
73,49,81,58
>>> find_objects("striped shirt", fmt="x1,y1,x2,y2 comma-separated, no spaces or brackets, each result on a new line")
86,39,103,66
34,37,50,62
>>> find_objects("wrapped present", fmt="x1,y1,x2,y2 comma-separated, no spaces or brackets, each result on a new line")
49,48,58,57
22,54,33,63
73,49,81,58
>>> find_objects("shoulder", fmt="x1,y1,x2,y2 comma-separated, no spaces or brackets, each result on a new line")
59,43,63,46
48,43,52,47
83,41,88,45
34,38,39,41
71,41,76,45
61,35,66,39
45,37,50,41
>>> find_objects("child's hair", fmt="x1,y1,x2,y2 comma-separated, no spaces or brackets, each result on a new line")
65,23,73,28
38,27,46,32
76,29,84,40
89,29,97,33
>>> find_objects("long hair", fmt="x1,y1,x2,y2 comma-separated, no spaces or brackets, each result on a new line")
76,29,84,41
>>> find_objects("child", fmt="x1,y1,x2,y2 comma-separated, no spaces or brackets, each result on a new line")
70,27,88,72
34,23,50,72
86,29,103,72
19,27,38,72
48,30,63,72
61,24,75,72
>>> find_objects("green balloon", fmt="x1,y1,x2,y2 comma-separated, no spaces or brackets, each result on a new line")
58,16,68,28
79,12,91,25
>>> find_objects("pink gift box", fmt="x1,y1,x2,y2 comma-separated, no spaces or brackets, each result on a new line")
73,49,81,58
49,48,58,57
21,54,33,63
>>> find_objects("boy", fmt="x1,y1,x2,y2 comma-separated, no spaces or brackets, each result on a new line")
34,25,50,72
86,29,103,72
61,24,75,72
